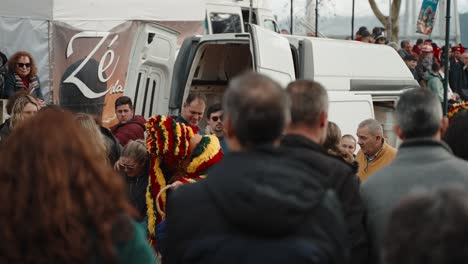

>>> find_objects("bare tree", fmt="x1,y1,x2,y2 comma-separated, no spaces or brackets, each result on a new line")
368,0,402,42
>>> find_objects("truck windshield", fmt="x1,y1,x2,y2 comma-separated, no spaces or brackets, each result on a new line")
264,19,279,33
210,13,242,33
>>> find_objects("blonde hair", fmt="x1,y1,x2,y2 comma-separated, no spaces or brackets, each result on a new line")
121,140,148,165
74,113,107,160
10,95,39,128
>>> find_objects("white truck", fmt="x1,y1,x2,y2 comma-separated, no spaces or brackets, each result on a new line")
0,0,281,125
166,25,419,146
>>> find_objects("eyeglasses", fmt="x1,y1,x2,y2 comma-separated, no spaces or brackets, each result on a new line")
211,115,223,122
119,163,136,170
17,63,31,68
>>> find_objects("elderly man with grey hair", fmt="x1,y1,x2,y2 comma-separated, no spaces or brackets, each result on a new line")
361,88,468,264
355,119,397,182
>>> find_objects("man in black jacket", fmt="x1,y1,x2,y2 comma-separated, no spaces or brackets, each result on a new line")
281,80,368,264
166,73,349,264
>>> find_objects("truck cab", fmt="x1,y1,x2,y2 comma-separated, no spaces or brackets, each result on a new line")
205,0,279,34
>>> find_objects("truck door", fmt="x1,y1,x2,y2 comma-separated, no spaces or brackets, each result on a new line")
249,24,296,87
125,23,178,118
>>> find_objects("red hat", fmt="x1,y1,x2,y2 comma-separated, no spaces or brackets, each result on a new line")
452,44,465,54
421,45,433,53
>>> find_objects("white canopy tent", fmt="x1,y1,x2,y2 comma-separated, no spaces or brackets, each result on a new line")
0,0,206,102
0,0,206,21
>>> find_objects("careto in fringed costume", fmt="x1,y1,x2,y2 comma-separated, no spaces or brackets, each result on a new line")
145,115,223,249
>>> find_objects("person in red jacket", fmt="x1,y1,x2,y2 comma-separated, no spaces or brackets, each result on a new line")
111,96,146,146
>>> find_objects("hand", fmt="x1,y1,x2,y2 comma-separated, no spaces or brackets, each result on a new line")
170,181,184,190
37,99,46,108
114,159,121,171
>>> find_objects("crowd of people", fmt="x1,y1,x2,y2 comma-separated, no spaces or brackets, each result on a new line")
1,69,468,263
2,31,468,263
350,25,468,108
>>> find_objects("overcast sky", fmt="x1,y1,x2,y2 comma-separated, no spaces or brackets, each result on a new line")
270,0,468,18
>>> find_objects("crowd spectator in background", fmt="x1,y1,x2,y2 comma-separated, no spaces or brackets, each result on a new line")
0,91,27,137
383,187,468,264
398,40,412,59
412,38,424,57
360,30,373,43
404,55,418,80
323,121,355,165
355,119,397,182
355,26,368,41
374,33,386,45
361,88,468,264
341,134,357,157
0,109,156,263
444,108,468,161
0,94,39,142
206,103,228,153
448,45,466,98
456,53,468,101
119,139,149,223
431,42,442,63
416,44,435,86
424,62,444,105
4,51,43,101
0,50,7,98
111,96,146,147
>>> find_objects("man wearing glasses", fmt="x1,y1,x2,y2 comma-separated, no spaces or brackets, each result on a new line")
206,103,228,153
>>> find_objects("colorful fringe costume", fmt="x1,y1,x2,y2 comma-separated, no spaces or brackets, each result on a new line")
145,115,223,249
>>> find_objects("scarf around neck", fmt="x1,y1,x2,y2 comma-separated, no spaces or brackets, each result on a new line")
14,73,39,95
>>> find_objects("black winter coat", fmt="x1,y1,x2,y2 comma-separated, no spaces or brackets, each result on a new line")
166,146,349,264
281,134,369,264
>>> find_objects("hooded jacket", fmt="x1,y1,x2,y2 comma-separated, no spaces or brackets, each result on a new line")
424,71,444,103
166,146,349,264
111,115,146,146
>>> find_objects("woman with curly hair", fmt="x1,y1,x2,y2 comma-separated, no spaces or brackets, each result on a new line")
4,51,44,100
0,109,156,263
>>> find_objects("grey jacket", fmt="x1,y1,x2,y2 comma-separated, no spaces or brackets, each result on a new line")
361,138,468,263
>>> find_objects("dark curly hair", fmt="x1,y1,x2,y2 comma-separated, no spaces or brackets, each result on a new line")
0,109,136,263
7,51,38,78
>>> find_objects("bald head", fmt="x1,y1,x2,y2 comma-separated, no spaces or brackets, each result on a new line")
223,72,289,148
